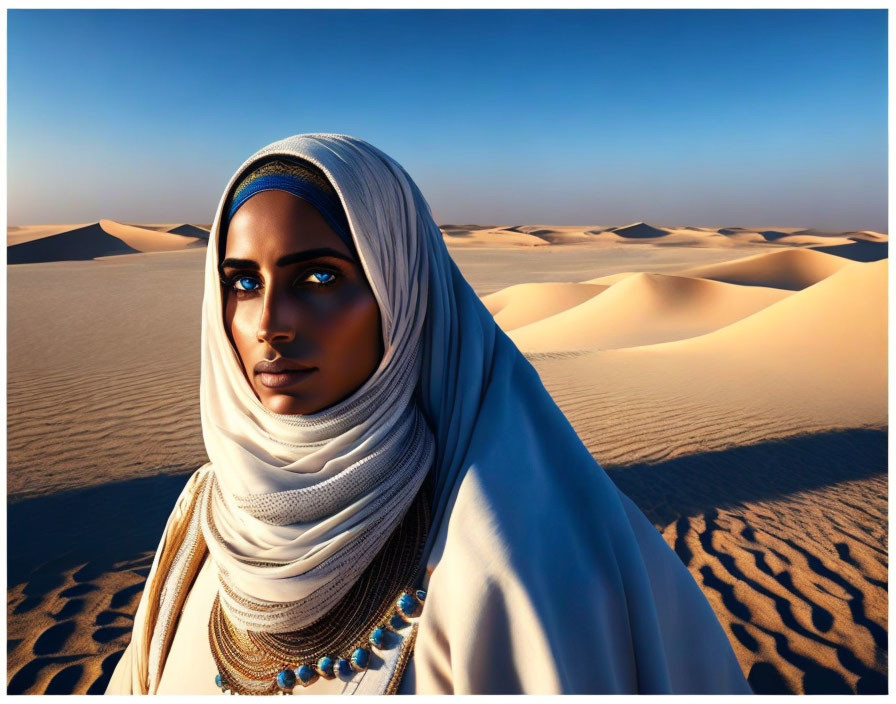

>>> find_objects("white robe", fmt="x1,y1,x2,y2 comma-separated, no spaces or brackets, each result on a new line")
106,461,751,694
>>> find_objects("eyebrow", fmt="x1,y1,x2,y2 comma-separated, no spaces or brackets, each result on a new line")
220,247,355,271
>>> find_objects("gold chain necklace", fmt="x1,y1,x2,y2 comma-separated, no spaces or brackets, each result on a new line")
209,485,431,695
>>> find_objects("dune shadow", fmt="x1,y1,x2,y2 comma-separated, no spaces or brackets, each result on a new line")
760,230,791,242
7,470,196,592
605,427,887,528
7,223,139,264
51,599,86,621
95,609,132,627
109,582,144,610
7,654,85,694
59,583,99,598
167,224,210,239
748,661,790,693
44,664,85,694
611,223,669,239
809,241,888,262
84,649,126,695
33,621,76,656
92,626,132,645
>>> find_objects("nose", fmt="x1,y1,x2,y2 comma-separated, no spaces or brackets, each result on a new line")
255,289,296,345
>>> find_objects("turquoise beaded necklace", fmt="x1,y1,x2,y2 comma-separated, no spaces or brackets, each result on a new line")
209,487,430,695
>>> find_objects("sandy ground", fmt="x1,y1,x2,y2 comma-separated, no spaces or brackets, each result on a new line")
6,222,888,694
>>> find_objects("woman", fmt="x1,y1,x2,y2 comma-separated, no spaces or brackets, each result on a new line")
106,133,751,695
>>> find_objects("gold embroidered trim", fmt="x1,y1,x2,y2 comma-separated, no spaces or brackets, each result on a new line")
139,468,210,693
385,622,419,695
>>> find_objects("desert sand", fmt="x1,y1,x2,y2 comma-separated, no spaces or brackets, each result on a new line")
6,221,888,694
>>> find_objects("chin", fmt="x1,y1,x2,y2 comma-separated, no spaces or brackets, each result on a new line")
260,392,320,416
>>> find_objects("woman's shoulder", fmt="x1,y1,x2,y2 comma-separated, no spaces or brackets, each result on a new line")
169,462,212,516
417,456,750,693
416,461,608,693
185,462,213,490
431,440,626,578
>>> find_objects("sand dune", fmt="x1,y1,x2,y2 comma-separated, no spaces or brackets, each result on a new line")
7,224,92,246
600,224,741,248
575,259,887,429
6,228,887,695
508,272,791,353
97,220,200,252
654,259,886,397
166,223,210,239
717,230,774,245
611,221,670,238
440,225,549,247
481,281,608,330
710,228,891,254
765,234,857,246
7,220,201,264
121,223,176,232
845,230,888,242
582,271,641,285
503,225,601,245
8,223,141,264
673,248,850,290
122,223,210,237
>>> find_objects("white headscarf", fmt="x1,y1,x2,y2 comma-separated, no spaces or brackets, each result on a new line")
197,135,436,633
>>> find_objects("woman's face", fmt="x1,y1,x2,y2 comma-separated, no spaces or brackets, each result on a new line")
221,189,384,415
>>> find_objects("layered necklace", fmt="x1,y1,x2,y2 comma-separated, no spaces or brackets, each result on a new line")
208,483,431,695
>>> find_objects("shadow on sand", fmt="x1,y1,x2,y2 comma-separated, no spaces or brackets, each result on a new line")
606,427,887,528
606,427,888,695
7,428,888,694
8,470,196,590
809,240,888,263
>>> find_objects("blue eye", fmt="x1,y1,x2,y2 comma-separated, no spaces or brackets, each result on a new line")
235,276,260,291
307,271,335,285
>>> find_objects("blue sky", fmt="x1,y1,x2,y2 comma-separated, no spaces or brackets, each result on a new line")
7,9,888,230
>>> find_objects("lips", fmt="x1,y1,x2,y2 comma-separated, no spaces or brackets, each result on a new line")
254,359,317,389
254,359,315,375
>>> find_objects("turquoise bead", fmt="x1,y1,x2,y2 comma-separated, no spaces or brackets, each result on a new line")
350,647,371,671
214,673,226,690
276,668,296,690
369,626,389,648
397,592,421,618
416,589,427,602
390,612,409,630
337,657,353,677
317,655,335,679
296,664,318,686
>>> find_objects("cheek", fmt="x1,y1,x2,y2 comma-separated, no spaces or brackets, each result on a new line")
223,295,258,361
315,287,382,355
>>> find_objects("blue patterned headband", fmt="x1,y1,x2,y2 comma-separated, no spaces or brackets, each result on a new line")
224,158,357,257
